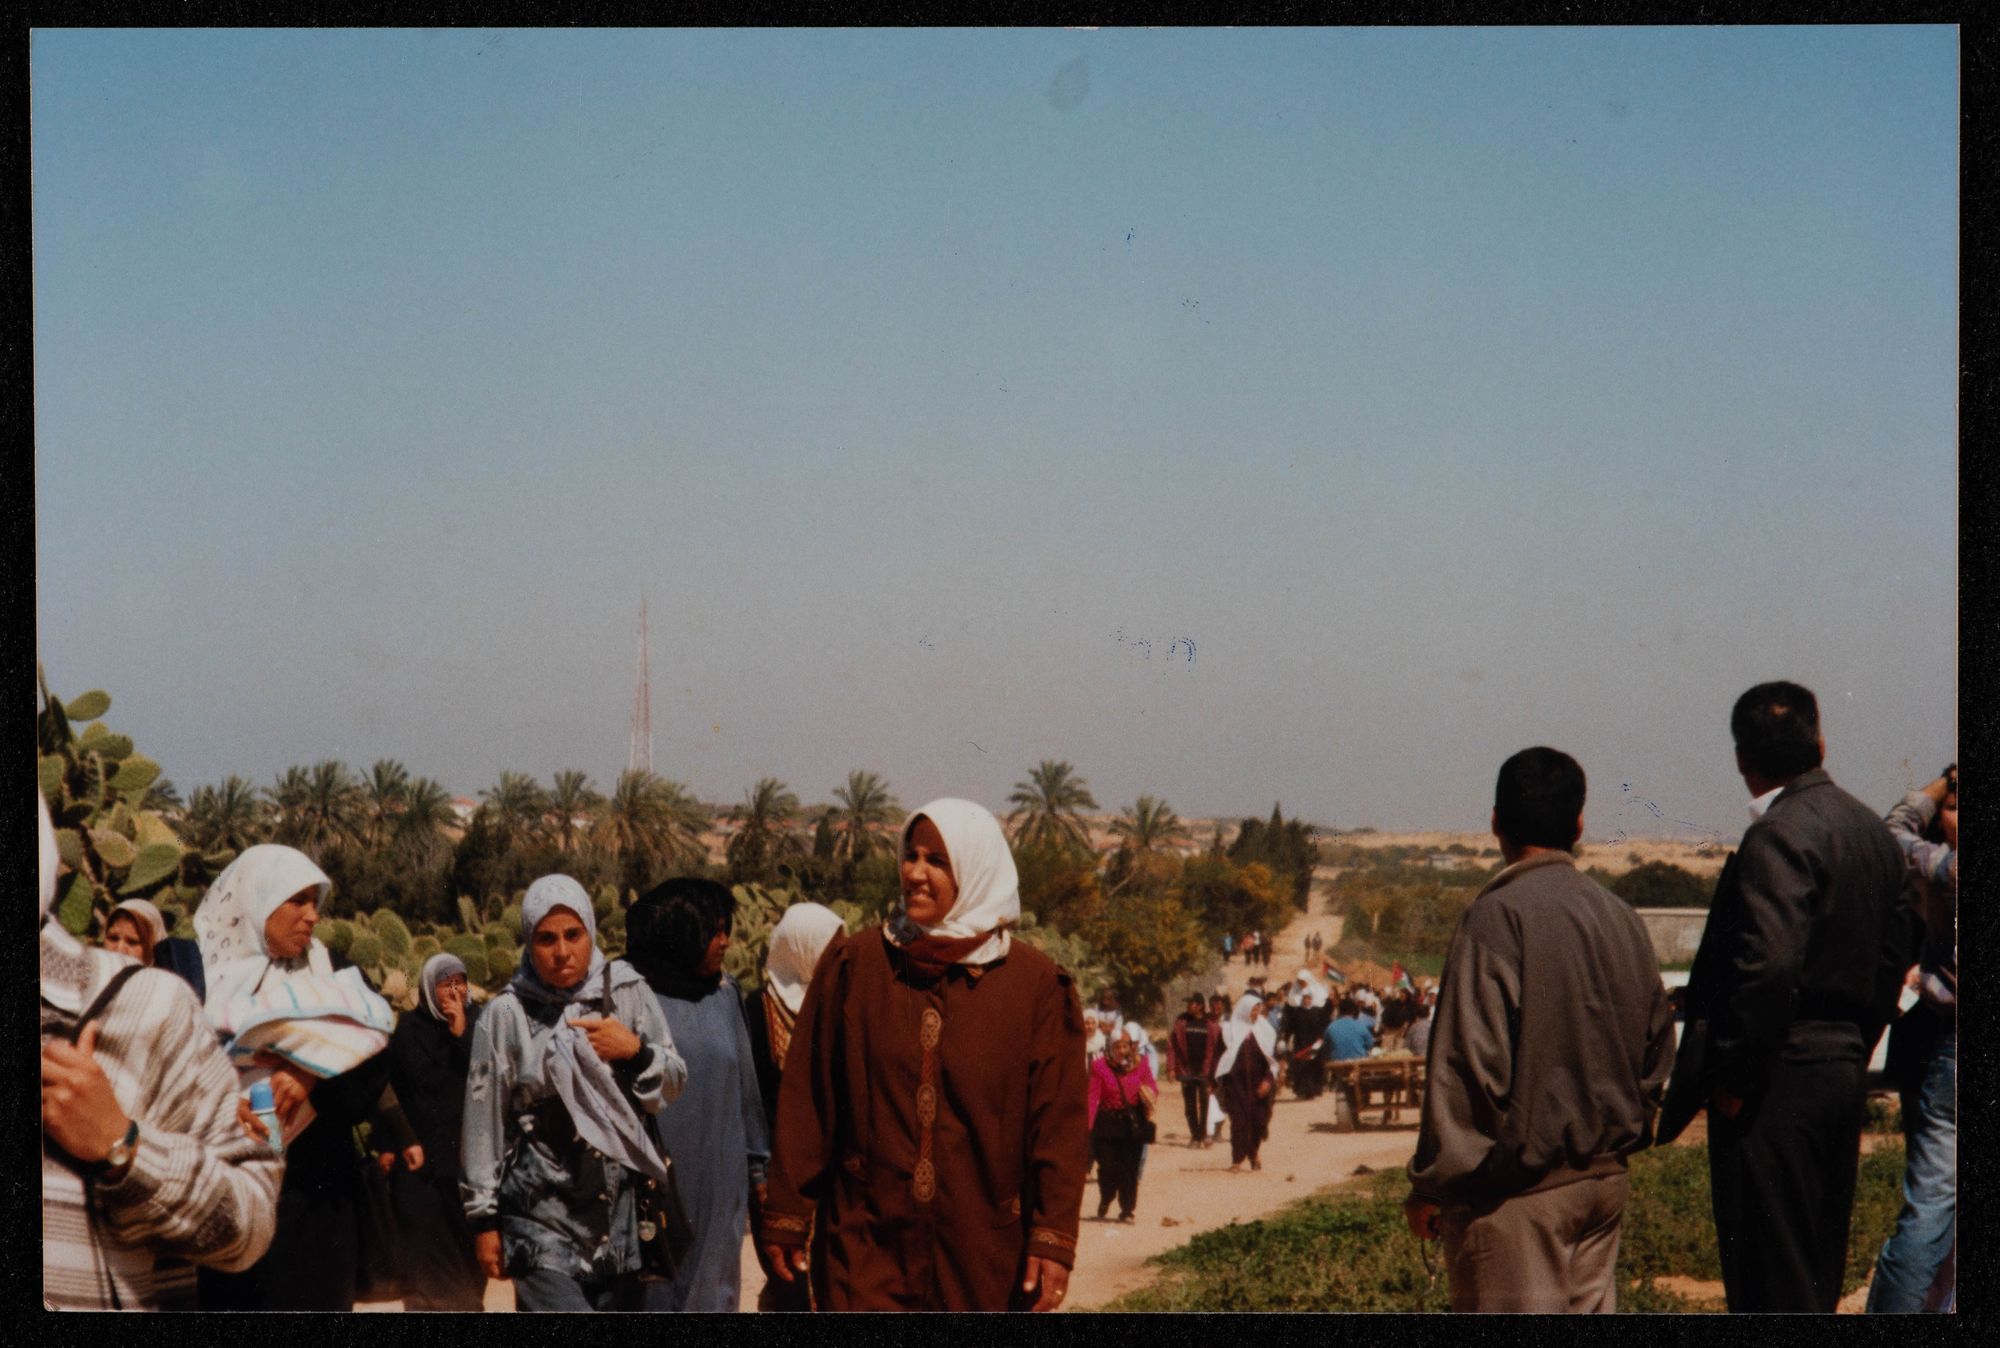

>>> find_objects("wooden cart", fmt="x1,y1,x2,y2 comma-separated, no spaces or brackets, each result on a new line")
1327,1055,1425,1131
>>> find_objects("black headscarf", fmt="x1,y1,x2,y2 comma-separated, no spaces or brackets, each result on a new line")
627,876,736,1001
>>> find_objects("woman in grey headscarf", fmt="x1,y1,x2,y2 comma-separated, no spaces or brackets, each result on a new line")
460,876,686,1312
379,954,487,1310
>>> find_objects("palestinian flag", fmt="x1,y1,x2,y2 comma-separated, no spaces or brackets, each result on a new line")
1391,963,1415,994
1322,962,1347,985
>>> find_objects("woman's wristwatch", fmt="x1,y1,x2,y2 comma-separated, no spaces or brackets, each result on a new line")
92,1120,140,1184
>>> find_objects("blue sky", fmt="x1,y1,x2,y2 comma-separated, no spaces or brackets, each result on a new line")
32,27,1958,839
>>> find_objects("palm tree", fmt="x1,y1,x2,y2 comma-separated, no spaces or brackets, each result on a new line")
1007,759,1098,856
1111,795,1190,856
598,770,708,892
182,775,267,854
302,760,366,857
363,759,411,848
266,760,364,859
142,776,183,816
395,775,459,867
831,771,901,862
726,777,802,879
546,770,603,855
265,765,314,842
478,771,549,856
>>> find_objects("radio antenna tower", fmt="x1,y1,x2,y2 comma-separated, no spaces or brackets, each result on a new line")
627,599,653,775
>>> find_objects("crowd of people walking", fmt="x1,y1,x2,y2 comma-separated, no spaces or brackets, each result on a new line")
40,681,1954,1314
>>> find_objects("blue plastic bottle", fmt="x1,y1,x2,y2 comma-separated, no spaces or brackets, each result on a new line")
248,1080,284,1153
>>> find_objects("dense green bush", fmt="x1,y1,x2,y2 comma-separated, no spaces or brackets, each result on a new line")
1593,861,1716,910
1106,1138,1908,1312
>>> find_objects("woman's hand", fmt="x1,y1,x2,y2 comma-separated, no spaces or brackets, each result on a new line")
760,1242,809,1284
475,1230,504,1281
571,1016,642,1063
402,1144,425,1172
1256,1078,1273,1100
1022,1255,1070,1311
268,1063,316,1126
235,1095,267,1145
376,1150,396,1175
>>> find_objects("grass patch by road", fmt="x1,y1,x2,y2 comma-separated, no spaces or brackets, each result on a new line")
1100,1138,1908,1312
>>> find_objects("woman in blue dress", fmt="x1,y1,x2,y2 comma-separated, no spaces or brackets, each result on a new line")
626,877,770,1311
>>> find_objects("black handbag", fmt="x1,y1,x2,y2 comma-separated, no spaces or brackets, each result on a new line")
597,966,697,1281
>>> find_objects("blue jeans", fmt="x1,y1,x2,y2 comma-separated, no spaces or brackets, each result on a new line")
512,1266,648,1312
1867,1024,1955,1312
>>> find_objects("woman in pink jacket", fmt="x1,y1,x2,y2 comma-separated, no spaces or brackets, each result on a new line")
1087,1023,1157,1223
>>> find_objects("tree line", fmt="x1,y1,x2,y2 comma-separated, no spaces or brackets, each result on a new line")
39,674,1322,1019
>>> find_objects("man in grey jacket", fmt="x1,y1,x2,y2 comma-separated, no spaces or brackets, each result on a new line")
1404,748,1674,1312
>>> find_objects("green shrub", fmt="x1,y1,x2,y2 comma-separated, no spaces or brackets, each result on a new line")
321,919,356,959
372,909,412,958
411,934,441,963
1105,1171,1448,1312
1101,1139,1908,1312
347,933,383,969
445,934,495,988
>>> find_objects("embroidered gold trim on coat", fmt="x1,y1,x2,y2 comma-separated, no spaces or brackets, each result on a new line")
915,1005,943,1203
763,1212,810,1235
1029,1227,1076,1253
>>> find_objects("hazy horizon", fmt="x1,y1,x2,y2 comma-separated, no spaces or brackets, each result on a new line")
33,28,1958,844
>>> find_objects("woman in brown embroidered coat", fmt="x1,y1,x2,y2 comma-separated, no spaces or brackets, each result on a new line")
759,798,1088,1311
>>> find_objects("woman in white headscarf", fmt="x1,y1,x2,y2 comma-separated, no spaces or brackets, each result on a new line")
101,898,167,966
1214,992,1279,1172
744,901,848,1311
191,844,412,1311
759,799,1089,1311
459,875,686,1312
379,953,486,1311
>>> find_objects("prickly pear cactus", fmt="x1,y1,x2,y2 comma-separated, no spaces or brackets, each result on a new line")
37,671,225,938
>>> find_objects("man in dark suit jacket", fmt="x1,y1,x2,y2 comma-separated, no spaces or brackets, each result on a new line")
1658,681,1912,1312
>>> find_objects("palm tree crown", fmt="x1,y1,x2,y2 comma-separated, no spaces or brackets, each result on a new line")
479,772,550,855
598,770,709,892
546,770,603,855
1110,794,1190,856
182,775,268,854
727,777,803,877
832,770,901,861
268,761,365,858
1007,759,1099,855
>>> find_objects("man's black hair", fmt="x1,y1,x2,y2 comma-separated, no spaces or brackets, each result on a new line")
1730,681,1824,779
1493,746,1586,851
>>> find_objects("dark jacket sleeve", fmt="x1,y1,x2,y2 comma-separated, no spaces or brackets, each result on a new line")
1707,819,1817,1099
1407,900,1521,1204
